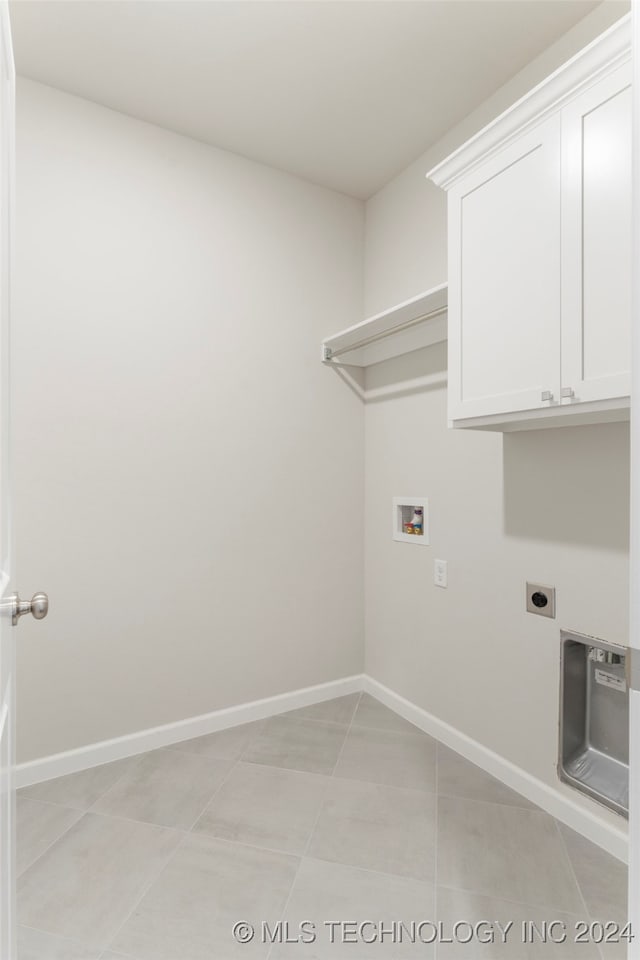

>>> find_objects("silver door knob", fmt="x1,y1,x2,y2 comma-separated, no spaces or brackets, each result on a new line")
12,591,48,626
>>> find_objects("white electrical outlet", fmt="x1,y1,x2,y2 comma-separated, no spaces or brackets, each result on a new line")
434,559,448,588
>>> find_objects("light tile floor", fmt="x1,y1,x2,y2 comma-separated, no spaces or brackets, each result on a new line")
16,693,628,959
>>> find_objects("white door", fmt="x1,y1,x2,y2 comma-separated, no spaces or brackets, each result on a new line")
447,115,562,422
561,62,632,407
629,8,640,958
0,4,15,956
0,11,48,954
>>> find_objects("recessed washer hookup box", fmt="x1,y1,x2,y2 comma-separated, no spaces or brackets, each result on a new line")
558,630,628,818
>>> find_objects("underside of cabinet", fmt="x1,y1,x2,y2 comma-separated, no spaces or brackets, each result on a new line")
451,398,630,432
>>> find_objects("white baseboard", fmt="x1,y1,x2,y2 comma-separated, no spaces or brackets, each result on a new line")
15,673,364,789
363,675,628,864
16,671,627,863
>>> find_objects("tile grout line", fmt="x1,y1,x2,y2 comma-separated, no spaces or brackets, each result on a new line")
91,726,261,832
18,750,190,908
169,827,313,864
432,790,550,814
84,756,145,816
554,818,606,960
265,692,363,960
263,790,329,960
17,793,84,814
186,755,242,834
97,944,139,960
21,799,196,838
101,829,192,955
17,922,102,957
86,745,239,821
99,937,146,960
16,809,83,881
35,755,528,845
26,731,389,868
301,851,436,889
99,729,269,956
435,876,598,919
19,756,137,819
436,787,534,811
348,721,429,735
329,691,362,779
98,948,137,959
322,770,437,797
18,810,189,956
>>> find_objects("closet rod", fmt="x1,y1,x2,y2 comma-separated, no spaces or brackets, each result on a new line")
324,305,447,361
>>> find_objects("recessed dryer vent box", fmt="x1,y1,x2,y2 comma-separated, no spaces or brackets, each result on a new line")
392,497,429,545
559,630,628,818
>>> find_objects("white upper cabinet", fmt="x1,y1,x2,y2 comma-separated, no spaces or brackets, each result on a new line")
449,116,561,421
428,16,631,431
561,63,632,408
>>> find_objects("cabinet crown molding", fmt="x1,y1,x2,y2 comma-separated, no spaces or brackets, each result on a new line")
426,13,630,191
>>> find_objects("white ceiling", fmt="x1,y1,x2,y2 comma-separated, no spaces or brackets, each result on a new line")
9,0,617,198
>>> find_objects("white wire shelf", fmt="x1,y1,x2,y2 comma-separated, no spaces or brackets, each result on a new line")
321,283,447,368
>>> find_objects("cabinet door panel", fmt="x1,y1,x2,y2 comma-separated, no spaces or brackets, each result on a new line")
448,116,561,421
561,63,631,404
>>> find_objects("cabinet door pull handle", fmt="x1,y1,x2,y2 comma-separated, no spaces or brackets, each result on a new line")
561,387,575,399
541,390,554,402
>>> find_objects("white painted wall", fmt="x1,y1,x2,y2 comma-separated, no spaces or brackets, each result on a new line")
364,2,630,834
13,79,365,763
